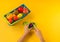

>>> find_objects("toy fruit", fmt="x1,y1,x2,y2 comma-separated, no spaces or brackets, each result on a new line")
6,14,13,20
23,8,28,14
28,23,33,28
18,6,23,13
17,13,22,18
13,10,19,15
13,14,16,17
13,15,18,21
23,22,28,25
8,18,13,23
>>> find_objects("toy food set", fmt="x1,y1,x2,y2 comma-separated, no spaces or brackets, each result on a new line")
4,4,30,26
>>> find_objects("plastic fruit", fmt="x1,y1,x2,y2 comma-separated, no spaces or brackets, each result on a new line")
18,6,23,13
23,22,28,25
6,14,13,20
13,14,16,16
28,23,33,28
13,15,18,21
23,8,28,14
8,18,13,23
17,13,22,18
13,10,19,15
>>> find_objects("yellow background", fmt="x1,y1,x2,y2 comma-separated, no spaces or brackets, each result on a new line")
0,0,60,42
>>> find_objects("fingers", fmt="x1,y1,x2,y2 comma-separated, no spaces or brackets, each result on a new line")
33,24,37,28
33,24,38,31
24,23,38,31
24,24,32,30
24,24,29,29
29,28,32,31
34,26,40,32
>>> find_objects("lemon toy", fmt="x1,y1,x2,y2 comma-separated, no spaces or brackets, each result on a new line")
17,13,23,18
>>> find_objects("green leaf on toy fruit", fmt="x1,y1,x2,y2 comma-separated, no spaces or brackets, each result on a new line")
23,22,28,25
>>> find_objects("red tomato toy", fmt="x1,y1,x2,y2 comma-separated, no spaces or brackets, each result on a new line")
8,19,13,23
13,15,18,21
18,6,23,13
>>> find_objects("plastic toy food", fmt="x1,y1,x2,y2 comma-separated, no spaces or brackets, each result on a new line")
23,22,35,28
8,18,13,23
28,22,36,28
23,8,28,14
17,13,22,18
18,6,23,13
28,23,34,28
4,4,30,26
13,15,18,21
13,14,16,17
13,10,19,15
6,14,13,20
23,22,28,25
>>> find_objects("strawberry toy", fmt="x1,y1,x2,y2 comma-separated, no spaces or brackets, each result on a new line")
18,6,23,13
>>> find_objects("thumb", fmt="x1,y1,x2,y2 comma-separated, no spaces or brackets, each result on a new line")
29,28,32,31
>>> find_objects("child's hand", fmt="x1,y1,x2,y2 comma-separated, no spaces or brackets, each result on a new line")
18,24,32,42
24,24,32,35
34,25,45,42
34,26,41,38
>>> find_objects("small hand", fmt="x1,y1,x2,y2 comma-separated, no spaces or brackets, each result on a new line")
34,25,41,38
24,24,32,35
34,25,45,42
18,24,32,42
